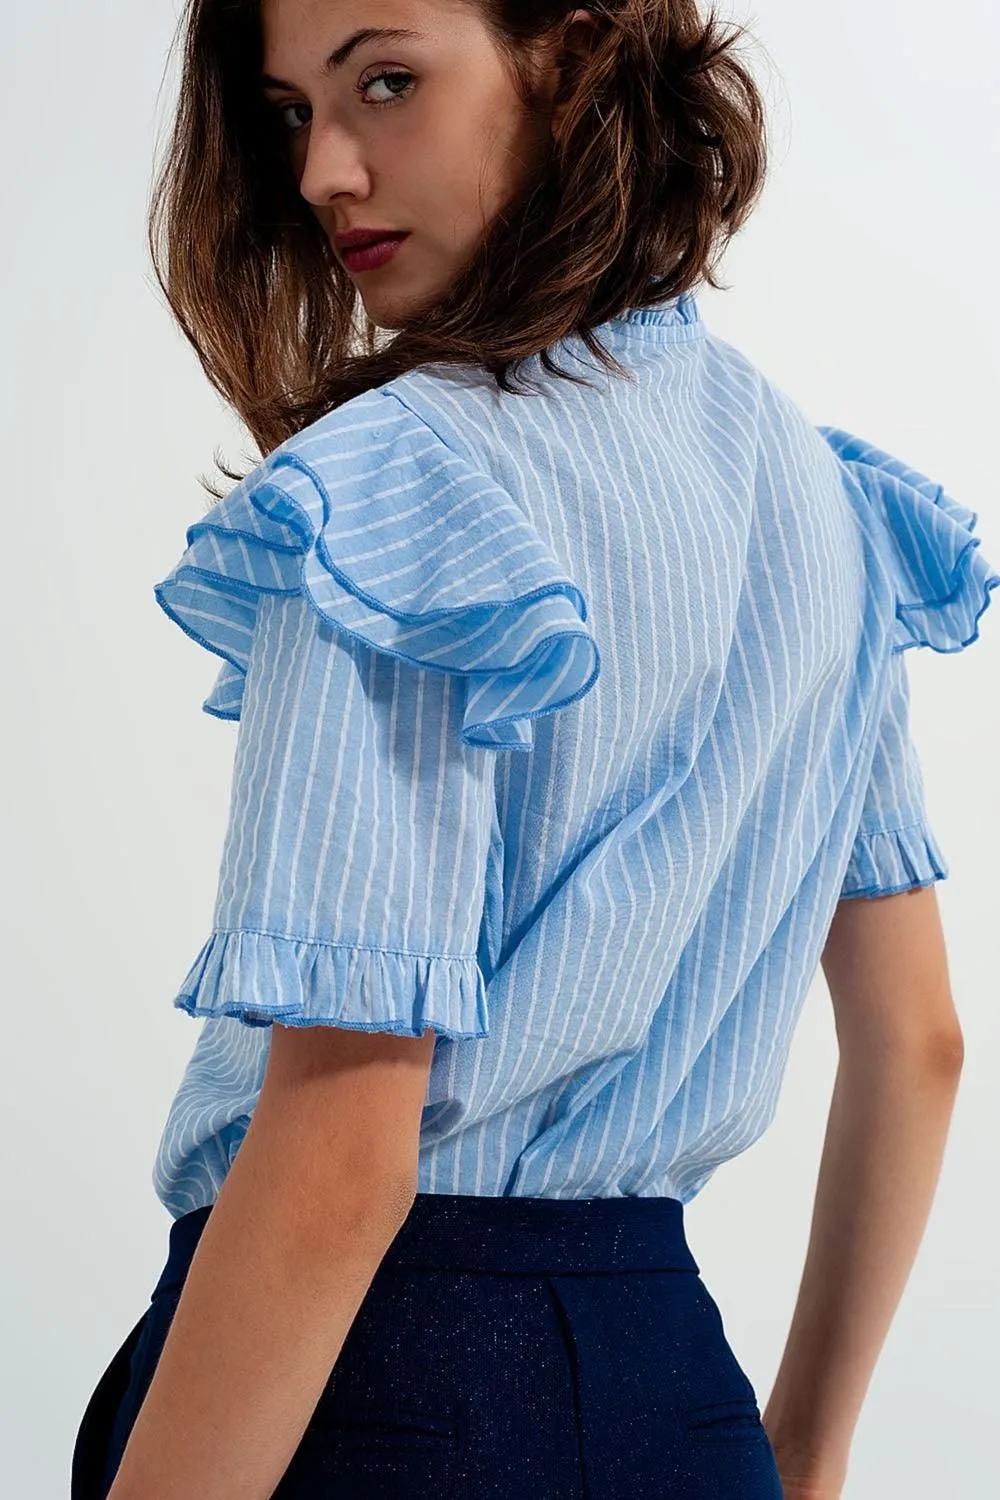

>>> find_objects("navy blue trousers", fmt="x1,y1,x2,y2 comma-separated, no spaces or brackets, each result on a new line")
72,1191,784,1498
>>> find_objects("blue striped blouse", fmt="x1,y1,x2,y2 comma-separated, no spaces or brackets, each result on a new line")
151,291,998,1218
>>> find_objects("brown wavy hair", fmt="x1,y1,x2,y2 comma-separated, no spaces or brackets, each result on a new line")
148,0,770,491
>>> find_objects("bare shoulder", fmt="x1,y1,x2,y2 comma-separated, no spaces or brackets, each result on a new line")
821,885,965,1063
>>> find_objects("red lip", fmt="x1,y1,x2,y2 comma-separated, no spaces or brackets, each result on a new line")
333,228,408,249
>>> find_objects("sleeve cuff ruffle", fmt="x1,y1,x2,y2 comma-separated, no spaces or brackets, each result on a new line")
172,928,490,1039
840,819,949,900
818,426,1000,653
153,388,601,751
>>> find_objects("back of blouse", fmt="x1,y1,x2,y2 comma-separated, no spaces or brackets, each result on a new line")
151,291,998,1217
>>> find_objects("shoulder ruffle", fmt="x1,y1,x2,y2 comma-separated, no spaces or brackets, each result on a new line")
818,426,1000,653
154,387,601,751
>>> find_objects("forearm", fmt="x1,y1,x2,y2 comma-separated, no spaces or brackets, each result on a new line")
761,1038,963,1490
106,1091,414,1500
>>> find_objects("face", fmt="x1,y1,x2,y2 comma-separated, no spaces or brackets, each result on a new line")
260,0,561,329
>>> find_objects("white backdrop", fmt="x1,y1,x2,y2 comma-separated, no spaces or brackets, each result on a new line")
3,2,997,1495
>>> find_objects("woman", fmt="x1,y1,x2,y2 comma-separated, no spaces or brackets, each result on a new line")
71,1,997,1497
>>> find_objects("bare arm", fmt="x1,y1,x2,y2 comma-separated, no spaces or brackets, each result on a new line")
106,1022,436,1500
762,883,964,1496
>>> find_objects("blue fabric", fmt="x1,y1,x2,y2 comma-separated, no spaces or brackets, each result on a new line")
77,1194,784,1499
150,291,999,1217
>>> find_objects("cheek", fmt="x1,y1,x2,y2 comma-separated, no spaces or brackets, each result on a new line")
426,114,532,232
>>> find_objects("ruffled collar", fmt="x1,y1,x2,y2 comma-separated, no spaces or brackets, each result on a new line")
612,288,702,329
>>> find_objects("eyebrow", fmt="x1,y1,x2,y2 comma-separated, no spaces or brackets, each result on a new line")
261,28,428,91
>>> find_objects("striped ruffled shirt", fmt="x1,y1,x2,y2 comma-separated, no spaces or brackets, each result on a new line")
151,290,998,1218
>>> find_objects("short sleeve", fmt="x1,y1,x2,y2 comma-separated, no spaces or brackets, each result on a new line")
167,588,497,1036
152,385,602,1035
838,648,949,901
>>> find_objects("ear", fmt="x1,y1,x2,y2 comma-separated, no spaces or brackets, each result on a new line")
550,9,604,122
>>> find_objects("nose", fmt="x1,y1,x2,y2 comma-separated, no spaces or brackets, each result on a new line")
296,123,370,210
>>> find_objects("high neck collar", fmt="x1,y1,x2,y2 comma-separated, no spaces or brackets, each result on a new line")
612,288,701,329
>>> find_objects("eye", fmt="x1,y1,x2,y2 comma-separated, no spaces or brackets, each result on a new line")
272,100,312,133
358,69,416,109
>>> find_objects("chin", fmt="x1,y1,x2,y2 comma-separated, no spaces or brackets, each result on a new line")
362,267,455,334
361,299,425,337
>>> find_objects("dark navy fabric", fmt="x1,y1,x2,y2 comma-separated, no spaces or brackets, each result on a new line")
73,1192,784,1499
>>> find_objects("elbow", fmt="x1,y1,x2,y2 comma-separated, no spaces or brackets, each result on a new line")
373,1171,421,1230
245,1090,420,1258
284,1166,418,1272
919,1024,965,1078
838,1022,965,1079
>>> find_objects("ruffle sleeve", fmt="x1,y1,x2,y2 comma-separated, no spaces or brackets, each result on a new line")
836,642,953,902
159,585,500,1039
838,819,950,901
817,426,1000,653
171,926,490,1037
154,386,601,752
